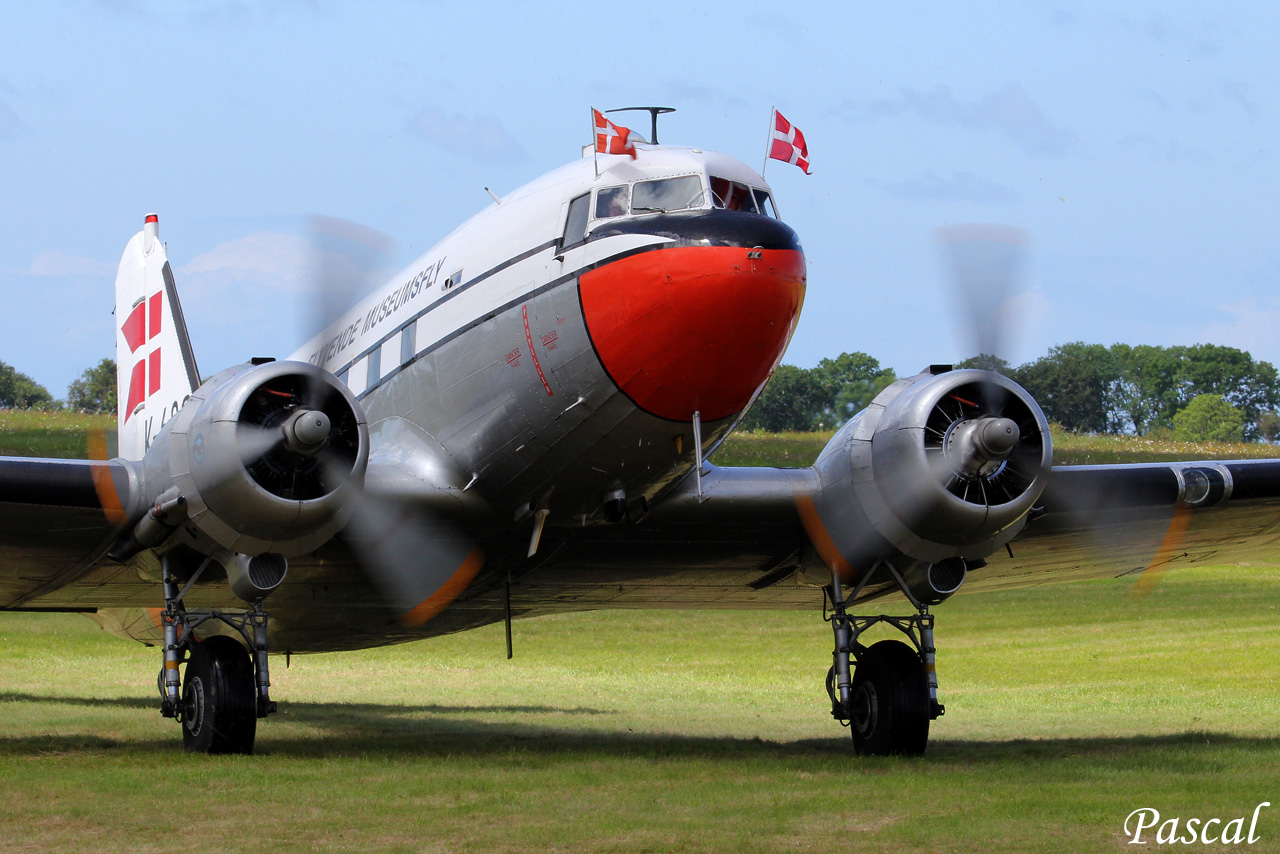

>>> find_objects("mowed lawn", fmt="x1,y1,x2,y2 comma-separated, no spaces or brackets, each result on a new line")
3,565,1280,853
4,416,1280,851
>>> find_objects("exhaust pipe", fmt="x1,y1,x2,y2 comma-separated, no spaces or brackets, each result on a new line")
901,557,967,605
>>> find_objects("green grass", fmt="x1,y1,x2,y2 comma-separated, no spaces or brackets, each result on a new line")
713,428,1280,467
5,410,1278,468
5,418,1280,851
0,410,115,459
3,566,1280,852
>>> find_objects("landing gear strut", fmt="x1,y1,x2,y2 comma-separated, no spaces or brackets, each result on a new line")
825,565,944,756
157,555,277,754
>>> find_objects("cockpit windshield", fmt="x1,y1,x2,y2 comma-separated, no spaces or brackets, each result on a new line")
631,176,704,214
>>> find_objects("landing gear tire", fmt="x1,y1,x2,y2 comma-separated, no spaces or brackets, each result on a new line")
849,639,930,757
181,635,257,755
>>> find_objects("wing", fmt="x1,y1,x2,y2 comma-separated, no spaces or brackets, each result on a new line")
981,458,1280,592
0,456,137,609
507,465,818,612
502,458,1280,613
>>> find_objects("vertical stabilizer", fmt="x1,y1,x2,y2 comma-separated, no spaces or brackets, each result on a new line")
115,214,201,461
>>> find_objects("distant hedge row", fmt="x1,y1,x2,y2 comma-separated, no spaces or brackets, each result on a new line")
745,343,1280,442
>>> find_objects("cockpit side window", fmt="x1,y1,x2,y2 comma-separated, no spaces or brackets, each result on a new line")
595,186,629,219
632,176,704,214
753,189,777,218
562,193,590,247
711,177,761,213
710,177,731,208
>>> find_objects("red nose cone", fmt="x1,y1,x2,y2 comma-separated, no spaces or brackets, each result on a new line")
580,245,806,422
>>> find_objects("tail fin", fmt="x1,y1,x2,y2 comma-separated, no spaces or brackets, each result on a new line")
115,214,201,460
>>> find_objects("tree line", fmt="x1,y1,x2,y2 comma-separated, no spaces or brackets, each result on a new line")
0,358,116,413
7,342,1280,443
743,342,1280,443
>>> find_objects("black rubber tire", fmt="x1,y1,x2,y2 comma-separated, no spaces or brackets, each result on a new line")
181,635,257,755
848,639,930,757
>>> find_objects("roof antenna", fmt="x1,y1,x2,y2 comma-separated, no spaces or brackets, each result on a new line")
606,106,675,145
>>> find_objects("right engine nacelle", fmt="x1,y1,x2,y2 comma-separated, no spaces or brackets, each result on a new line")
805,367,1052,594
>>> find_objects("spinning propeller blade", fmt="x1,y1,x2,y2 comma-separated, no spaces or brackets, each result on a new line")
934,224,1191,592
301,216,486,623
936,223,1029,371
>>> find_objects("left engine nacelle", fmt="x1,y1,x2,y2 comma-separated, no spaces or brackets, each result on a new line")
802,366,1052,598
139,360,369,558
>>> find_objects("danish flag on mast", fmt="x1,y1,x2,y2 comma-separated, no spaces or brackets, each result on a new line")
114,214,201,460
768,109,811,174
593,108,637,158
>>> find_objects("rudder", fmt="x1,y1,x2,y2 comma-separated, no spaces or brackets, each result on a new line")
115,214,201,461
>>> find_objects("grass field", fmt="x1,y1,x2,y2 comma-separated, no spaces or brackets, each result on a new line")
6,408,1280,466
712,428,1280,467
2,567,1279,852
3,414,1280,851
0,410,115,459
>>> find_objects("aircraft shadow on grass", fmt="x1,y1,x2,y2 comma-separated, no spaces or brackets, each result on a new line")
0,691,604,716
2,692,1279,762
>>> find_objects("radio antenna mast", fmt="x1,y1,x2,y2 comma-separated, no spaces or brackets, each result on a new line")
606,106,676,145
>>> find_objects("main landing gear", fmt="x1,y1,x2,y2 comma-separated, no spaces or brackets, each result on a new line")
825,566,943,756
157,555,277,754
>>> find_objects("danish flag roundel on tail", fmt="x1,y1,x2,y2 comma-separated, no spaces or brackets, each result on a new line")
593,108,637,159
768,109,811,174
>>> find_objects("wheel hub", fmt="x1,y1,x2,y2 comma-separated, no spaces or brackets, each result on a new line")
183,675,205,737
851,681,879,738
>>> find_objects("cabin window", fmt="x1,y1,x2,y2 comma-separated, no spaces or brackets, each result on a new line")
710,177,757,213
631,175,704,214
753,189,777,218
595,186,629,219
347,358,367,395
562,193,590,246
400,320,416,365
366,347,381,386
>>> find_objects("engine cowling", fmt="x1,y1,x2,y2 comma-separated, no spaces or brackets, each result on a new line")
806,367,1051,595
141,360,369,558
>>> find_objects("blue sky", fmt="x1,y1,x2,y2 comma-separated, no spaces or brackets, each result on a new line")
1,1,1276,397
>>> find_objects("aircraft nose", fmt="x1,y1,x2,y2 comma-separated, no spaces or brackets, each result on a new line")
579,218,806,422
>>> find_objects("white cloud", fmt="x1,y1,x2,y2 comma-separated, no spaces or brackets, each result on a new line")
867,171,1019,204
1117,133,1210,162
26,250,114,277
841,84,1075,157
1218,80,1258,117
0,99,24,140
406,106,526,164
178,231,310,291
1196,296,1280,366
173,228,401,353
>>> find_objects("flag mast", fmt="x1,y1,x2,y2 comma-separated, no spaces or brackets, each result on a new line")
590,107,600,178
762,106,776,177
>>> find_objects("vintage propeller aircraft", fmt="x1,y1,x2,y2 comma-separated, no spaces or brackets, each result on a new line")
3,109,1280,756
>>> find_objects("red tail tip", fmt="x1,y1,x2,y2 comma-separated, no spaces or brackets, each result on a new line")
145,214,159,223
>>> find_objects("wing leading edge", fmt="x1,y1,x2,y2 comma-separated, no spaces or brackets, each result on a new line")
502,457,1280,614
